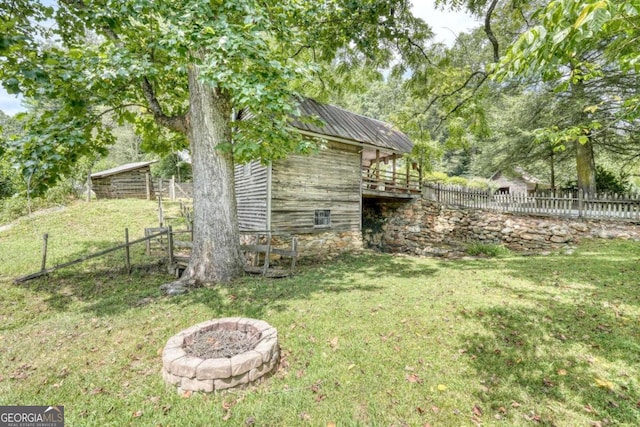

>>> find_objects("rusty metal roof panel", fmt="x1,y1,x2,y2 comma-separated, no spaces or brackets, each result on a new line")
291,97,413,154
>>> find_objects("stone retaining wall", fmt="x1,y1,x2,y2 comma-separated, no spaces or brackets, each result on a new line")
365,199,640,255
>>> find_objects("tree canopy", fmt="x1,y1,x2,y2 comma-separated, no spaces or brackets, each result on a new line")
0,0,431,284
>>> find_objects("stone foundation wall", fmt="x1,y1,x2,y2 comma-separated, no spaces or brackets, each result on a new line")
294,230,364,259
366,199,640,255
241,230,363,262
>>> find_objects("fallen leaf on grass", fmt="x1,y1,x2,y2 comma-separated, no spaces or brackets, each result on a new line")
437,384,447,391
594,378,614,390
132,410,143,418
431,406,440,414
327,423,336,427
311,381,322,393
473,405,483,417
329,337,339,351
511,401,521,408
406,374,423,384
557,369,567,376
299,412,311,421
584,404,595,413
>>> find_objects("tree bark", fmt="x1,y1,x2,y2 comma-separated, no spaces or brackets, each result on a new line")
181,63,245,284
575,137,596,196
572,78,597,196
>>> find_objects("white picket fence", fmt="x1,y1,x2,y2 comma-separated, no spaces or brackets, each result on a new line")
423,183,640,221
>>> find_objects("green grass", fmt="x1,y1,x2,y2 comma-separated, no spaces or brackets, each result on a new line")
465,242,510,257
1,199,639,426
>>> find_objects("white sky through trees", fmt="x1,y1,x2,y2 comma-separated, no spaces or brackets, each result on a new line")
0,0,476,115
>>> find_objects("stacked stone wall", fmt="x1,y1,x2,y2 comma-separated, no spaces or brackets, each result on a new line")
365,199,640,256
294,230,364,259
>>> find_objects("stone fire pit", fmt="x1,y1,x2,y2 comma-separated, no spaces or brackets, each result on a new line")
162,318,279,393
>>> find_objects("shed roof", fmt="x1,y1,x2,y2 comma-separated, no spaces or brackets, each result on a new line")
490,167,546,185
91,160,158,179
290,97,413,154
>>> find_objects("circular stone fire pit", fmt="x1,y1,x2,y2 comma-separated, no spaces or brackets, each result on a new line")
162,318,279,393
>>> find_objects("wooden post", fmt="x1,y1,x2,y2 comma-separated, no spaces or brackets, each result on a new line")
405,161,410,193
145,172,151,200
375,149,380,188
392,155,397,188
144,228,150,255
578,189,584,218
170,175,176,201
158,196,164,227
167,225,174,267
86,171,92,202
125,228,131,274
41,233,49,272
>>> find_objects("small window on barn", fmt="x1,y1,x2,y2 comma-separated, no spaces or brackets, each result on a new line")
314,209,331,228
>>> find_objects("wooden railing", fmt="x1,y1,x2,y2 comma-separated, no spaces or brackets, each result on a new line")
362,168,421,195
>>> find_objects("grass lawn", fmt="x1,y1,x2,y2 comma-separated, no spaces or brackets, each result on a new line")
1,199,639,426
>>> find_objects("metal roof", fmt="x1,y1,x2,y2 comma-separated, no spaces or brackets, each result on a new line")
91,160,158,179
291,97,414,154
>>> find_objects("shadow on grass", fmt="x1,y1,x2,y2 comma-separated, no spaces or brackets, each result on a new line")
12,251,438,319
451,242,640,425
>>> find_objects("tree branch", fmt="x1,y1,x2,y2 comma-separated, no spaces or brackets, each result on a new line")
61,0,188,134
140,77,188,134
484,0,500,62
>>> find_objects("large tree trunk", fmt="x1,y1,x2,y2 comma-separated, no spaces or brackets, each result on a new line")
575,137,596,196
181,64,245,284
571,77,597,197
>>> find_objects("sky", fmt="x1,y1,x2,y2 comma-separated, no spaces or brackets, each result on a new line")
0,1,477,116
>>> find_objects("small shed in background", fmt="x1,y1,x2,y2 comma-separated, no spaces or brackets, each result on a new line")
490,167,551,195
91,161,157,199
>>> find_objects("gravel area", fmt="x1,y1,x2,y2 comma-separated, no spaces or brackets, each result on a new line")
183,329,260,359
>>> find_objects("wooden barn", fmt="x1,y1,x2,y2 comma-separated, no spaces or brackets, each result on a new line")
234,97,418,235
91,161,157,199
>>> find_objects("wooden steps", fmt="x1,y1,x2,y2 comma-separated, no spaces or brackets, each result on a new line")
164,230,298,278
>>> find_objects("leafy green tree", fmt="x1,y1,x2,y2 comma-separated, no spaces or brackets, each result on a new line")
0,0,430,284
497,0,640,195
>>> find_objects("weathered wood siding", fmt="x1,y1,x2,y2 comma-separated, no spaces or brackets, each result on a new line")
92,167,154,199
234,161,269,231
270,142,361,232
